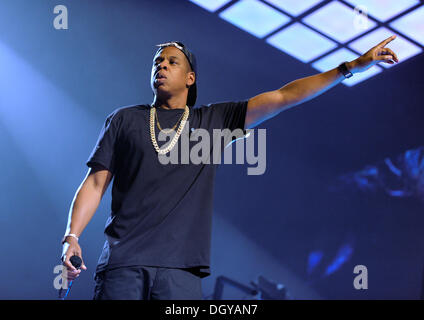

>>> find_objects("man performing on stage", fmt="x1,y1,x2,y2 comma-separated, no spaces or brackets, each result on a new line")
61,37,398,300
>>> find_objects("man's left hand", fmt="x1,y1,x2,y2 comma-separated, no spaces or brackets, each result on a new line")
349,35,399,74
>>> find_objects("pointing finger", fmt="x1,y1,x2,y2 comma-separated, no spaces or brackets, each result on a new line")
378,35,396,48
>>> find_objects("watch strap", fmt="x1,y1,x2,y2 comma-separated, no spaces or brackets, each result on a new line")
338,61,353,79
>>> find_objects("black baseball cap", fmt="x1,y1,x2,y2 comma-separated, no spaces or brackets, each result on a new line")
154,41,197,107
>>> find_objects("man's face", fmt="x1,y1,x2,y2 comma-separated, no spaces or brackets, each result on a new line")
150,46,195,100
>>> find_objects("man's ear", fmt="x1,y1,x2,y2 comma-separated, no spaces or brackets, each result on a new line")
186,72,195,87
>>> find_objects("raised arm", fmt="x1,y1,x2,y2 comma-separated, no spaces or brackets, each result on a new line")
245,35,399,128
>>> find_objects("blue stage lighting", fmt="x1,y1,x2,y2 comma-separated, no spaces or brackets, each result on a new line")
307,251,323,275
390,5,424,47
302,1,377,43
219,0,291,38
324,243,354,276
188,0,424,87
343,0,419,22
189,0,232,12
266,22,337,62
263,0,324,16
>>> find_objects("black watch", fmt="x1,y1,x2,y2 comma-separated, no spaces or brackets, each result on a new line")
338,61,353,79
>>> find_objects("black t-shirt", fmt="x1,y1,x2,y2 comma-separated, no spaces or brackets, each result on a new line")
86,100,248,278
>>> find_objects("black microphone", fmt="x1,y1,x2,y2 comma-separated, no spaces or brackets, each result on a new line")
58,255,82,300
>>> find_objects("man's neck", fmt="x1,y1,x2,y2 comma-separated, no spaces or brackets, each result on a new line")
152,96,187,110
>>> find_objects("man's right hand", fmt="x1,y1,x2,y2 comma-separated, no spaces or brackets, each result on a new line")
61,237,87,281
60,166,111,282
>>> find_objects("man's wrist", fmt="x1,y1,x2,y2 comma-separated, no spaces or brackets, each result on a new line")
346,60,357,74
62,233,79,245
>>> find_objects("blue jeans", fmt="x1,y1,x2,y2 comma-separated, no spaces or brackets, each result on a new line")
93,265,203,300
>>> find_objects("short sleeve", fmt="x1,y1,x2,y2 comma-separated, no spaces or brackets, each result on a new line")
207,99,248,142
86,110,123,174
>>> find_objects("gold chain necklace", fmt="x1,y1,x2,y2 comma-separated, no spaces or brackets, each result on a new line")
155,108,185,134
150,105,189,154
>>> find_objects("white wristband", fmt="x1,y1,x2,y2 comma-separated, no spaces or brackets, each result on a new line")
62,233,79,244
